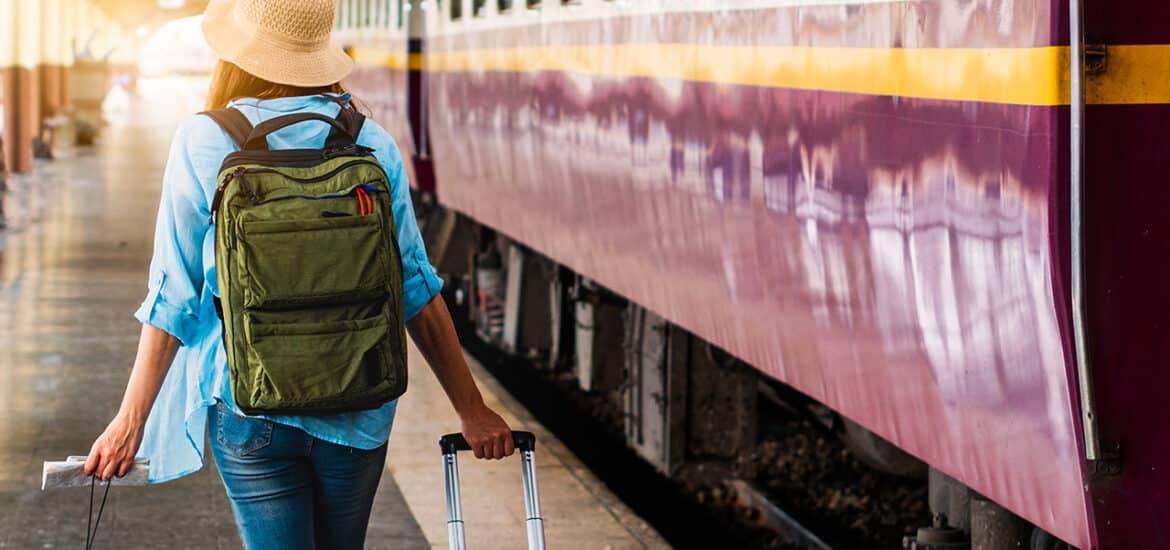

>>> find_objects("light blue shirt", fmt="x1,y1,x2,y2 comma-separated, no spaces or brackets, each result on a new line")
135,94,443,483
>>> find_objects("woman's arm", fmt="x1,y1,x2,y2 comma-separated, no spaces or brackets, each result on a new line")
84,118,210,481
407,294,515,460
84,324,180,480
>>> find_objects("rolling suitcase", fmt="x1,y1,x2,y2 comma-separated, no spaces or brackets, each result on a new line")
440,431,547,550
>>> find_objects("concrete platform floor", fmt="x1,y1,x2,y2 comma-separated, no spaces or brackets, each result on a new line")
0,78,666,549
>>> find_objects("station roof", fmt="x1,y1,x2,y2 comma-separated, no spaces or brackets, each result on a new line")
91,0,209,27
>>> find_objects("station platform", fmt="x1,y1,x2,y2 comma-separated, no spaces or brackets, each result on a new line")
0,78,667,549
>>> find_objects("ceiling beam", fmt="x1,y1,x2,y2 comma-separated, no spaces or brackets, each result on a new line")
88,0,208,28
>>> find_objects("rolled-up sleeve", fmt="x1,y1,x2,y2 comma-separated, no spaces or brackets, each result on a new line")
134,120,212,345
376,138,443,321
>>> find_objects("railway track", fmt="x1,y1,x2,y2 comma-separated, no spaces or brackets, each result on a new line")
445,283,927,549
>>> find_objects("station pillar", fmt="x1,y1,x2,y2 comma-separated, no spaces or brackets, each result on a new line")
0,0,43,173
58,0,78,110
38,0,70,122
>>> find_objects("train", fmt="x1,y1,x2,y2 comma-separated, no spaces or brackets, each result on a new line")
335,1,1170,548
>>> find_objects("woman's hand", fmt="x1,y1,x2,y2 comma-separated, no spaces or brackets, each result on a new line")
84,413,145,481
460,403,515,460
407,296,517,460
82,325,181,481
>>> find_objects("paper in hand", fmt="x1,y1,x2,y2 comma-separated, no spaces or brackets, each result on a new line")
42,456,149,490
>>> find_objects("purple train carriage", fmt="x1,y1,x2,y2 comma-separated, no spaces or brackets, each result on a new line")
339,1,1170,548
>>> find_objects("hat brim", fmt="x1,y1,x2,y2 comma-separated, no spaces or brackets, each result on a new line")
202,0,353,88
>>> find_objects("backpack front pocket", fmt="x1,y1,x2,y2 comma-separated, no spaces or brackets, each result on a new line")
238,214,388,309
211,153,407,415
245,313,391,409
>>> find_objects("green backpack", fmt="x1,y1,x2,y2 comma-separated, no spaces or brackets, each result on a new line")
203,101,406,415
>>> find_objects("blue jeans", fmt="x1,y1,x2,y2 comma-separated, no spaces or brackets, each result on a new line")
208,401,388,550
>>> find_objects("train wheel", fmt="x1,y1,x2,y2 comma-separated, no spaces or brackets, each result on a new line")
840,416,927,479
1030,528,1074,550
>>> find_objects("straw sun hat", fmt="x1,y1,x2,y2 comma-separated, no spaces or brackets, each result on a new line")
202,0,353,87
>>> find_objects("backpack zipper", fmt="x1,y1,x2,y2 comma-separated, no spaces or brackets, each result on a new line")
209,159,383,223
235,159,382,185
252,184,382,207
323,144,375,160
237,172,262,203
209,167,246,224
227,185,381,251
219,145,375,170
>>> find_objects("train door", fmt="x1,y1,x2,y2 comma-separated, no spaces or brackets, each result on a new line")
406,0,435,192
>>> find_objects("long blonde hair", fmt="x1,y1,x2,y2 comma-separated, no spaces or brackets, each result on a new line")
205,60,349,110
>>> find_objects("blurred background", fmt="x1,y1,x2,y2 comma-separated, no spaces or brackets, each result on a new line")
0,0,214,167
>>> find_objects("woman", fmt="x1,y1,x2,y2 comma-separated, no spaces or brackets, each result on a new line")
82,1,514,548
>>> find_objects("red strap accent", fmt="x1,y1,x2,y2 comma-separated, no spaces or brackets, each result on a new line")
356,187,371,216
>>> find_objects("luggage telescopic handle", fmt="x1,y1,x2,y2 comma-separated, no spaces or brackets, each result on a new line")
439,431,536,455
439,431,546,550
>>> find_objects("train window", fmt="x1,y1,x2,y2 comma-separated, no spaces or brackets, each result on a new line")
497,0,513,12
365,0,373,27
526,0,540,8
473,0,486,17
451,0,462,20
396,0,404,28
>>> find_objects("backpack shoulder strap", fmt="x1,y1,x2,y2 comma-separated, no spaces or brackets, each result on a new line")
199,108,255,151
320,94,366,149
200,100,366,152
325,109,365,150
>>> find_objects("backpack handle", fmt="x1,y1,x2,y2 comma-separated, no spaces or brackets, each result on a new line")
244,112,357,151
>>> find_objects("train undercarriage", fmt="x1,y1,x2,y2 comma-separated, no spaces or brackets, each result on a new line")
418,200,1077,549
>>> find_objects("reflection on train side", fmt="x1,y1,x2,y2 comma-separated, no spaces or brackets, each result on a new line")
863,159,1072,454
432,71,1073,460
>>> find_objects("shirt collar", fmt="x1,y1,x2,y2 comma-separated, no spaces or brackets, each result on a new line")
227,92,351,112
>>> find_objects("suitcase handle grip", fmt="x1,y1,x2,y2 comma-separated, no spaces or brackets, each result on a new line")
440,431,536,454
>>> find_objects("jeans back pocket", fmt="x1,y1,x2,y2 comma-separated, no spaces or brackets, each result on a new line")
214,402,275,457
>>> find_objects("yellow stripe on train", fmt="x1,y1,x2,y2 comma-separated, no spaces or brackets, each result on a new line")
350,44,1170,106
347,48,425,71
